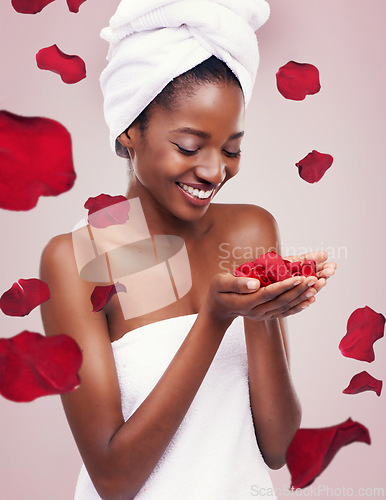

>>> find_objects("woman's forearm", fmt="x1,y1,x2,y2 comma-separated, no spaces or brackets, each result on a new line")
244,317,302,470
94,311,232,500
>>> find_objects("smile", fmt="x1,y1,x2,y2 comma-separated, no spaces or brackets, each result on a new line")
176,182,214,199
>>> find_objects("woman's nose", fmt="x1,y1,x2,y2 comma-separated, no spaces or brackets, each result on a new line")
194,149,226,185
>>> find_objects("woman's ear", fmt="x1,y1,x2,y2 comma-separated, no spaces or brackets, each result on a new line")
117,126,134,149
117,123,140,160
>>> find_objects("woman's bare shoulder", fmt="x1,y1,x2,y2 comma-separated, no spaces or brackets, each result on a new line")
40,232,78,287
41,228,91,264
41,232,73,264
40,228,102,284
39,231,105,342
211,203,280,249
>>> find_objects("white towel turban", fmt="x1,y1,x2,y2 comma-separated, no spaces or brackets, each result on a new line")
100,0,270,158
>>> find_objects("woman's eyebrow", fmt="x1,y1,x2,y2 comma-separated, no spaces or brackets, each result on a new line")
169,127,244,140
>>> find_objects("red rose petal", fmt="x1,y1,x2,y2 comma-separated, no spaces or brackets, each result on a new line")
66,0,87,12
0,331,82,402
251,271,272,287
0,110,76,211
301,260,317,277
339,306,385,362
276,61,321,101
237,262,255,277
285,261,302,274
0,278,50,317
235,252,318,287
255,251,292,282
11,0,55,14
343,371,382,397
296,150,334,183
84,193,130,229
287,418,371,489
36,44,86,84
234,269,247,277
91,282,127,312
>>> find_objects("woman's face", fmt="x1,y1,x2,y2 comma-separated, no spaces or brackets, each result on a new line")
121,81,245,222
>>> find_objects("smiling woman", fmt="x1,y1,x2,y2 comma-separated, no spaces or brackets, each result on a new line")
117,64,244,219
37,1,338,499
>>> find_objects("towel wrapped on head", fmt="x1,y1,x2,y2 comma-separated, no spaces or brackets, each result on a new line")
100,0,270,158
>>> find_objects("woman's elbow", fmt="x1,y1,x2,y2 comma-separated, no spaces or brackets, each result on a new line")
264,454,287,470
92,473,138,500
262,420,302,471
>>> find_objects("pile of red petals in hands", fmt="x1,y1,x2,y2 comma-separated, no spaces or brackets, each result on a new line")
234,251,316,287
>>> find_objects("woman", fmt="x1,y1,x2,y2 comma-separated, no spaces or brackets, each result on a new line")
40,1,336,498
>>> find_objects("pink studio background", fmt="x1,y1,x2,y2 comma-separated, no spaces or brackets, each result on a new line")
0,1,385,498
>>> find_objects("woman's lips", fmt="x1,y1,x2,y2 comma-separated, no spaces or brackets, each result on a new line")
175,181,215,207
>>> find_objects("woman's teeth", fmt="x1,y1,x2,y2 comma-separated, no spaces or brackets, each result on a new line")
177,182,214,199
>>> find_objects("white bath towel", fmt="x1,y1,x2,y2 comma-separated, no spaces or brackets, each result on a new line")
100,0,270,158
74,314,276,499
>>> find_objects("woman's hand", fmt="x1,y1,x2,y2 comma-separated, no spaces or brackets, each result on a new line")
283,250,337,293
203,272,320,324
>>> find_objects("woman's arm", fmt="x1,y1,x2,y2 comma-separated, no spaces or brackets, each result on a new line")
244,315,302,470
234,206,319,469
40,233,232,500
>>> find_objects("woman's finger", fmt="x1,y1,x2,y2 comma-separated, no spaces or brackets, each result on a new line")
311,277,327,293
214,273,262,295
263,292,317,319
316,262,337,279
284,250,328,266
255,276,315,305
246,276,318,317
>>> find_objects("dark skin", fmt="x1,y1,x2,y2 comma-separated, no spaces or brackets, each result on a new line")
40,81,336,500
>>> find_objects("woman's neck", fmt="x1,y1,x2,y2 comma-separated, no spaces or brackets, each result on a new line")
125,175,214,241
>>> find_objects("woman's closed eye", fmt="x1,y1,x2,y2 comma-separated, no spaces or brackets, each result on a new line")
171,142,241,159
171,142,199,156
224,149,241,158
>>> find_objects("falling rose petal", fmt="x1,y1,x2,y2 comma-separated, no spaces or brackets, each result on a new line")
0,331,82,402
276,61,321,101
339,306,385,362
66,0,87,12
84,193,130,229
343,371,382,397
287,418,371,489
296,150,334,184
11,0,55,14
0,110,76,211
36,44,86,84
0,278,50,317
91,282,127,312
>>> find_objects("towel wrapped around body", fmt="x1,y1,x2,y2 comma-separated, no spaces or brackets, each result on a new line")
74,314,276,499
